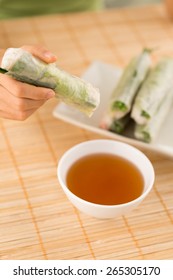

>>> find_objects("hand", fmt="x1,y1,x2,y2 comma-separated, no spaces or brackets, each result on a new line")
0,45,57,120
164,0,173,20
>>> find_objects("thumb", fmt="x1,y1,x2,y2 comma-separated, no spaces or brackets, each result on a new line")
21,45,57,63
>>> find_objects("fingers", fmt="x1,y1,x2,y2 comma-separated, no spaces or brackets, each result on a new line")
0,92,44,120
1,45,57,65
0,83,49,121
0,108,37,121
0,88,46,110
0,74,55,100
0,44,57,121
0,94,47,121
21,45,57,63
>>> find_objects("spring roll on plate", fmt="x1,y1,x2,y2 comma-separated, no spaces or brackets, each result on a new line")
131,57,173,125
108,49,151,119
100,113,130,134
109,114,131,134
1,48,100,117
134,88,173,143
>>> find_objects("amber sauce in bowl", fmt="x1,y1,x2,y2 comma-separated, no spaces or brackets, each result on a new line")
58,139,155,219
67,153,144,205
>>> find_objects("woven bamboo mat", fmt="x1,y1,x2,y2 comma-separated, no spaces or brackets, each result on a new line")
0,3,173,260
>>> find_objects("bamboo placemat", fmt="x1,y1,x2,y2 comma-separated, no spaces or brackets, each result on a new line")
0,3,173,260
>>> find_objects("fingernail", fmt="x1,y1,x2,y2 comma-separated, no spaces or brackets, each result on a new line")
46,90,55,99
44,51,57,60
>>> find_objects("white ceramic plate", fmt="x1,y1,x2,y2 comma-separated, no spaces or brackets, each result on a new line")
53,61,173,158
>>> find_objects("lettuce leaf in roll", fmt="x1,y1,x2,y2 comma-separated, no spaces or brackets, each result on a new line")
100,113,130,134
131,57,173,125
109,114,131,134
134,88,173,143
108,49,151,119
1,48,100,117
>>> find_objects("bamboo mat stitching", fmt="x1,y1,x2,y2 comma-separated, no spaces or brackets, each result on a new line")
30,15,97,258
35,112,96,259
122,8,173,226
1,5,173,260
93,12,146,260
0,121,48,260
94,13,125,65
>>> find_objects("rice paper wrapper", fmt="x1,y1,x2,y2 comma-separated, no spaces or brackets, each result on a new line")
1,48,100,117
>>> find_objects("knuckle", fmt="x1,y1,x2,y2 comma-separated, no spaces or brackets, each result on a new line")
21,44,35,51
21,44,43,54
15,99,26,111
14,84,24,97
21,44,27,49
16,111,28,121
21,44,38,49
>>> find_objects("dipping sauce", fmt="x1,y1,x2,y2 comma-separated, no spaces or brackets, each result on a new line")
66,153,144,205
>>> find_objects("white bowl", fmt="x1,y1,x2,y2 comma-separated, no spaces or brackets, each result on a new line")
57,139,155,219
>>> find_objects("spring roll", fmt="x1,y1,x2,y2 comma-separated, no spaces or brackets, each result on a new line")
100,111,131,134
134,88,173,143
109,114,131,134
108,49,151,119
131,57,173,125
1,48,100,117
